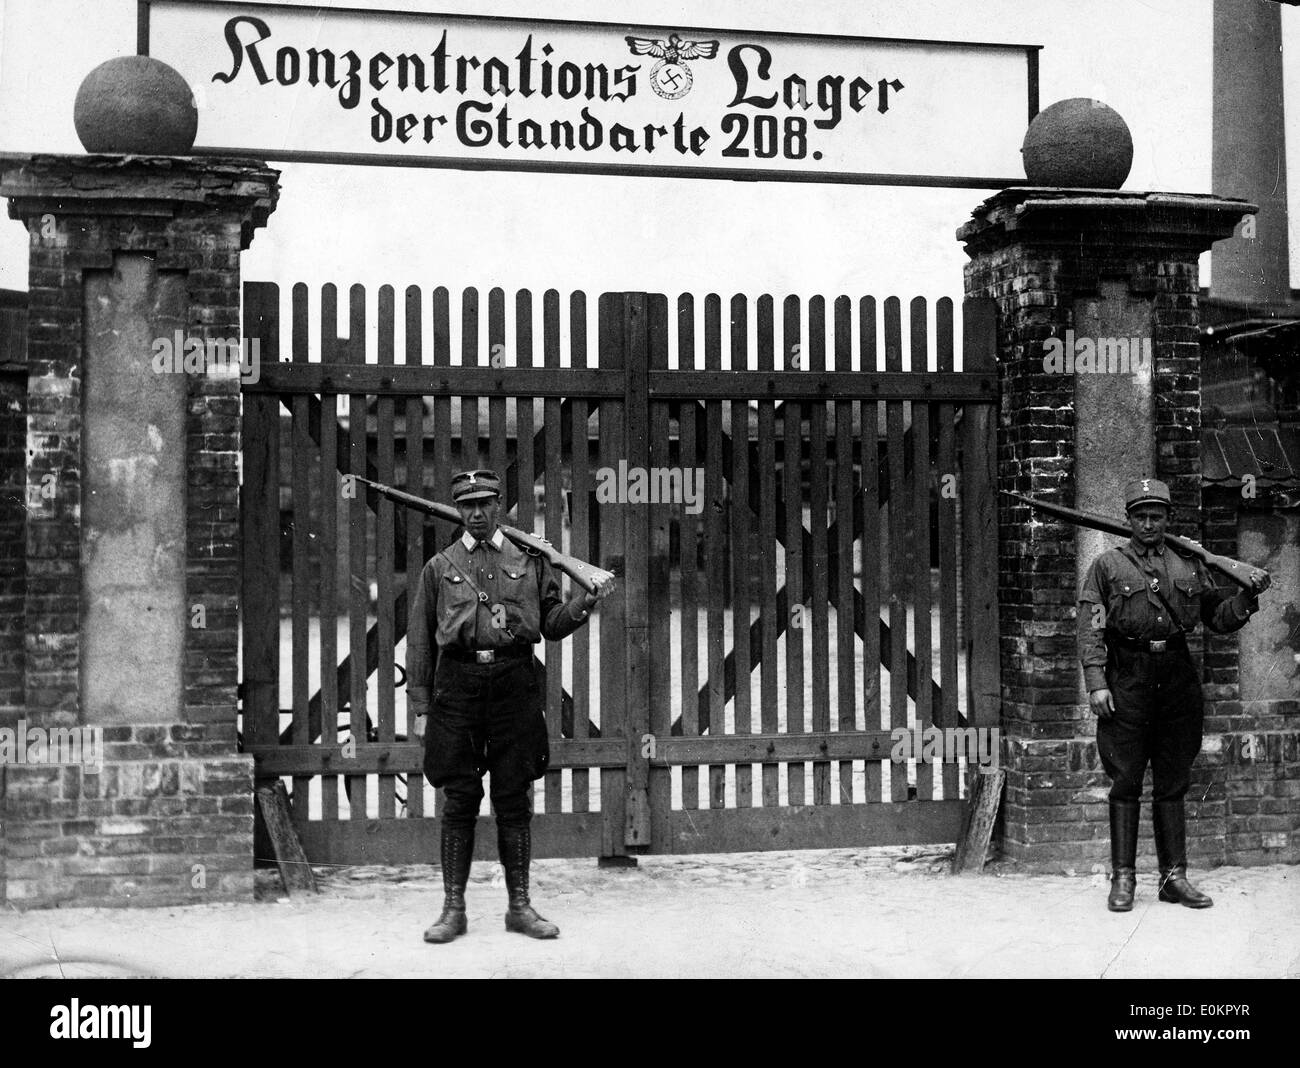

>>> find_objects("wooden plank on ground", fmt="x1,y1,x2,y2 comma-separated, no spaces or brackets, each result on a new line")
952,767,1006,873
256,781,318,894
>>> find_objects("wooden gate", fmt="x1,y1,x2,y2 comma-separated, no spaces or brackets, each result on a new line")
239,281,998,863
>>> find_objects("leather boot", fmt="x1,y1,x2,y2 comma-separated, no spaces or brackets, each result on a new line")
499,823,559,939
423,826,473,943
1153,800,1213,909
1107,799,1139,912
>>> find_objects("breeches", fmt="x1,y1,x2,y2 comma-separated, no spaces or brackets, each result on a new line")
1096,641,1204,803
422,654,549,830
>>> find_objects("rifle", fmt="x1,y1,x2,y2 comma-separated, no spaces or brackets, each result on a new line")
352,476,616,596
1001,490,1269,592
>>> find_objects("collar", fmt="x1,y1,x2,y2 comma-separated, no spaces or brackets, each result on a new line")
1129,537,1164,557
461,528,505,552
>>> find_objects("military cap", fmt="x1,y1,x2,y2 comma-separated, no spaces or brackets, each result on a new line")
1124,477,1171,511
451,468,501,502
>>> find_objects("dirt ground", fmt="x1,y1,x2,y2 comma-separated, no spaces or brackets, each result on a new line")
2,846,1297,979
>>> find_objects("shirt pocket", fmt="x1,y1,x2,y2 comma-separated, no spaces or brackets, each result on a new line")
1108,580,1147,637
441,571,480,612
1171,575,1201,626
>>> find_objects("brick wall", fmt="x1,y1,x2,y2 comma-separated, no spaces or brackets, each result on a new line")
957,189,1291,868
0,155,277,907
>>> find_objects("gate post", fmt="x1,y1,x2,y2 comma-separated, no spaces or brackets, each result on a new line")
957,187,1251,867
0,154,278,907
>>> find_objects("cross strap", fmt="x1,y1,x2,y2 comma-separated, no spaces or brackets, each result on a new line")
1117,543,1186,636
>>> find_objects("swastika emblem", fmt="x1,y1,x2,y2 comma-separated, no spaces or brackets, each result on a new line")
1141,479,1151,492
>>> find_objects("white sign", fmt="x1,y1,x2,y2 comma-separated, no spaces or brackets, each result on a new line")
144,1,1039,187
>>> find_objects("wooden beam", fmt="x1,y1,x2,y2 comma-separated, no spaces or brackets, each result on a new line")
255,781,318,894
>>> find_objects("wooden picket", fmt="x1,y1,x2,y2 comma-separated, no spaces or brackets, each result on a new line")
239,282,999,863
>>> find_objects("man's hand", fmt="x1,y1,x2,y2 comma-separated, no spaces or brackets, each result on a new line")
582,574,617,608
409,711,427,741
1248,568,1271,595
1089,688,1114,719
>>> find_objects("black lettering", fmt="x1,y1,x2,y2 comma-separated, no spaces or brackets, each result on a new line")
213,15,272,85
558,62,582,99
583,63,609,101
610,123,636,152
578,106,602,149
878,77,903,114
396,54,426,92
783,74,809,111
276,46,299,85
815,75,844,130
457,99,494,147
483,57,511,96
306,48,338,88
549,118,574,149
431,31,449,93
370,97,392,142
613,65,639,102
456,55,481,93
515,36,535,98
397,113,417,143
370,51,392,92
726,44,776,108
519,119,544,148
848,77,872,112
339,51,362,109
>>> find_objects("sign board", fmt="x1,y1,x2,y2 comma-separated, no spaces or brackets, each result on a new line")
140,0,1040,188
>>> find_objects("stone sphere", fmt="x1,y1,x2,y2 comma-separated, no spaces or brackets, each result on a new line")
1020,98,1133,188
74,56,198,155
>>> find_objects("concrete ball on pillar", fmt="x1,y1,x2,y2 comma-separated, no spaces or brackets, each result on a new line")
1020,98,1134,189
74,56,198,155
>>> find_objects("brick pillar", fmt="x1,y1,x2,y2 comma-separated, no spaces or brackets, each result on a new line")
957,189,1251,868
0,155,277,907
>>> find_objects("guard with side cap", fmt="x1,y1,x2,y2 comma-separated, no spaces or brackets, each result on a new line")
406,468,614,943
1078,478,1269,912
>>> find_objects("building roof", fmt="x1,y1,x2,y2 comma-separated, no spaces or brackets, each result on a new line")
1202,424,1300,490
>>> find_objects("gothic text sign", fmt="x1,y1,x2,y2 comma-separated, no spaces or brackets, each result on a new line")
142,1,1039,187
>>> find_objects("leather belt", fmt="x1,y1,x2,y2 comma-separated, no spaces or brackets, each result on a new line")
1106,630,1187,654
440,644,530,664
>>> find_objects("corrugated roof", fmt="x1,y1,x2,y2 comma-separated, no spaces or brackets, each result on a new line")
1202,424,1300,487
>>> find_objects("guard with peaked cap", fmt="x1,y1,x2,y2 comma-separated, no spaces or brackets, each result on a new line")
1077,477,1269,912
407,468,613,943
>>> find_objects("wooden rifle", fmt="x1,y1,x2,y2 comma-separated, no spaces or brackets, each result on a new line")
352,476,616,595
1001,490,1268,591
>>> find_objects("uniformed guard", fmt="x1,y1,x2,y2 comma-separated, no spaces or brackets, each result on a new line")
406,468,613,943
1078,477,1269,912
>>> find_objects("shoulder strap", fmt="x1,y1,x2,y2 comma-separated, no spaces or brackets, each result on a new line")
1117,544,1185,635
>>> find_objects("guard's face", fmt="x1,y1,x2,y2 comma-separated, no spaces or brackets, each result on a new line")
1127,503,1169,546
457,495,500,541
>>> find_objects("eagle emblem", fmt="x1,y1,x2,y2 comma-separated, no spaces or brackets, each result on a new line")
625,33,720,100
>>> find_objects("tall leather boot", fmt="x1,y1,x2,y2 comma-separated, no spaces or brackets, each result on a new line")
423,825,473,943
1107,800,1139,912
498,823,559,939
1153,800,1213,909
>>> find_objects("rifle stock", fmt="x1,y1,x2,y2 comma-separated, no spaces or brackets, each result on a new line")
353,476,616,595
1001,490,1265,591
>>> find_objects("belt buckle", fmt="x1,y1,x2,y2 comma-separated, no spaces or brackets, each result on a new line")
1149,639,1167,653
476,649,495,664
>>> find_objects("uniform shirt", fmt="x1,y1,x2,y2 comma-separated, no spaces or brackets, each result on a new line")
1077,536,1256,691
406,528,592,715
